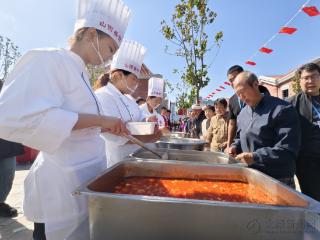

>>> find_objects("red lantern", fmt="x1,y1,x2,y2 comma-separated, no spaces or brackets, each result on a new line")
279,27,297,35
224,81,231,86
259,47,273,54
216,89,221,92
220,86,225,90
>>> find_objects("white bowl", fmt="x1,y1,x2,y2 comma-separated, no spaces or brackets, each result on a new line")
126,122,156,135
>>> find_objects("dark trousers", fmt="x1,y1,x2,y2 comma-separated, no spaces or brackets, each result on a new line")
296,163,320,201
0,157,16,202
33,223,46,240
278,177,296,189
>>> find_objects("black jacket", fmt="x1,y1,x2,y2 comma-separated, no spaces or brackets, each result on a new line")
288,92,320,158
0,139,24,159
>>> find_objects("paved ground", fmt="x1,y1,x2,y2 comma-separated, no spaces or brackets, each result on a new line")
0,163,33,240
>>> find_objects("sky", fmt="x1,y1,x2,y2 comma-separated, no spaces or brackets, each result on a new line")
1,0,320,102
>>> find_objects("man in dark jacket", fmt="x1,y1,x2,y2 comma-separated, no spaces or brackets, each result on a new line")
288,63,320,201
229,71,301,187
226,65,244,149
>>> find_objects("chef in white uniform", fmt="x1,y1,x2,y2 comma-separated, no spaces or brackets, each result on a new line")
140,77,166,127
0,0,131,239
95,40,161,167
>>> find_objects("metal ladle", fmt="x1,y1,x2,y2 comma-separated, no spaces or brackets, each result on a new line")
125,135,168,159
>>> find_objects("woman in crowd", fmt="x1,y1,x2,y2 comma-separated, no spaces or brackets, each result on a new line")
201,105,215,140
206,98,229,152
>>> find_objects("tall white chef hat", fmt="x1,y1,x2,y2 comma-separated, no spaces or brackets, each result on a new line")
110,39,147,77
148,77,165,98
74,0,131,47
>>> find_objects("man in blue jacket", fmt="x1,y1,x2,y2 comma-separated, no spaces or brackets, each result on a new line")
229,71,301,187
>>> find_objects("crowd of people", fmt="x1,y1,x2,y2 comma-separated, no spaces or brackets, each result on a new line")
0,0,319,239
172,64,320,202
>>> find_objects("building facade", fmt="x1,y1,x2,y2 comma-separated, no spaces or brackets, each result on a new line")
259,57,320,100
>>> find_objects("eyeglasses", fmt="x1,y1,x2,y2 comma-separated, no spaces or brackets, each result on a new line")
300,73,320,81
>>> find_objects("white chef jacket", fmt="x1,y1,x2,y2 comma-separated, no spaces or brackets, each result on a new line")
95,83,143,167
140,103,165,127
0,48,106,239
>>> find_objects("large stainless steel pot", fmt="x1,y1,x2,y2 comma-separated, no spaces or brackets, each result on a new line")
127,148,245,166
156,137,208,151
76,160,320,240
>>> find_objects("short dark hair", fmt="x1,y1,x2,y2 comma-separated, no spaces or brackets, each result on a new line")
161,106,167,110
214,98,228,109
93,73,110,90
136,97,145,103
227,65,244,75
296,63,320,78
258,85,270,96
204,105,215,112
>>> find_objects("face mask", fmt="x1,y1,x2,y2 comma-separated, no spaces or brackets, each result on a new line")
91,36,111,70
123,78,138,94
149,101,160,110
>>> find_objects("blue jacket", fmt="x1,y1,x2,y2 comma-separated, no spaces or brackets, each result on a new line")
231,95,301,179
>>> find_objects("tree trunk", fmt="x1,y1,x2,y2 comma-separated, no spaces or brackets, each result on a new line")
196,87,200,104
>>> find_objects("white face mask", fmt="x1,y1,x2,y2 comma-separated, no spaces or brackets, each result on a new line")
91,36,111,69
149,101,160,110
123,78,138,94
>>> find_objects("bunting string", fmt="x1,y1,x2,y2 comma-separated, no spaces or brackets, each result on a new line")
203,0,319,100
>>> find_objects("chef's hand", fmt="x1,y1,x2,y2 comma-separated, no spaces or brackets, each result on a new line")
146,116,158,123
235,152,254,165
218,142,227,150
228,146,237,157
159,126,170,136
100,116,130,136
